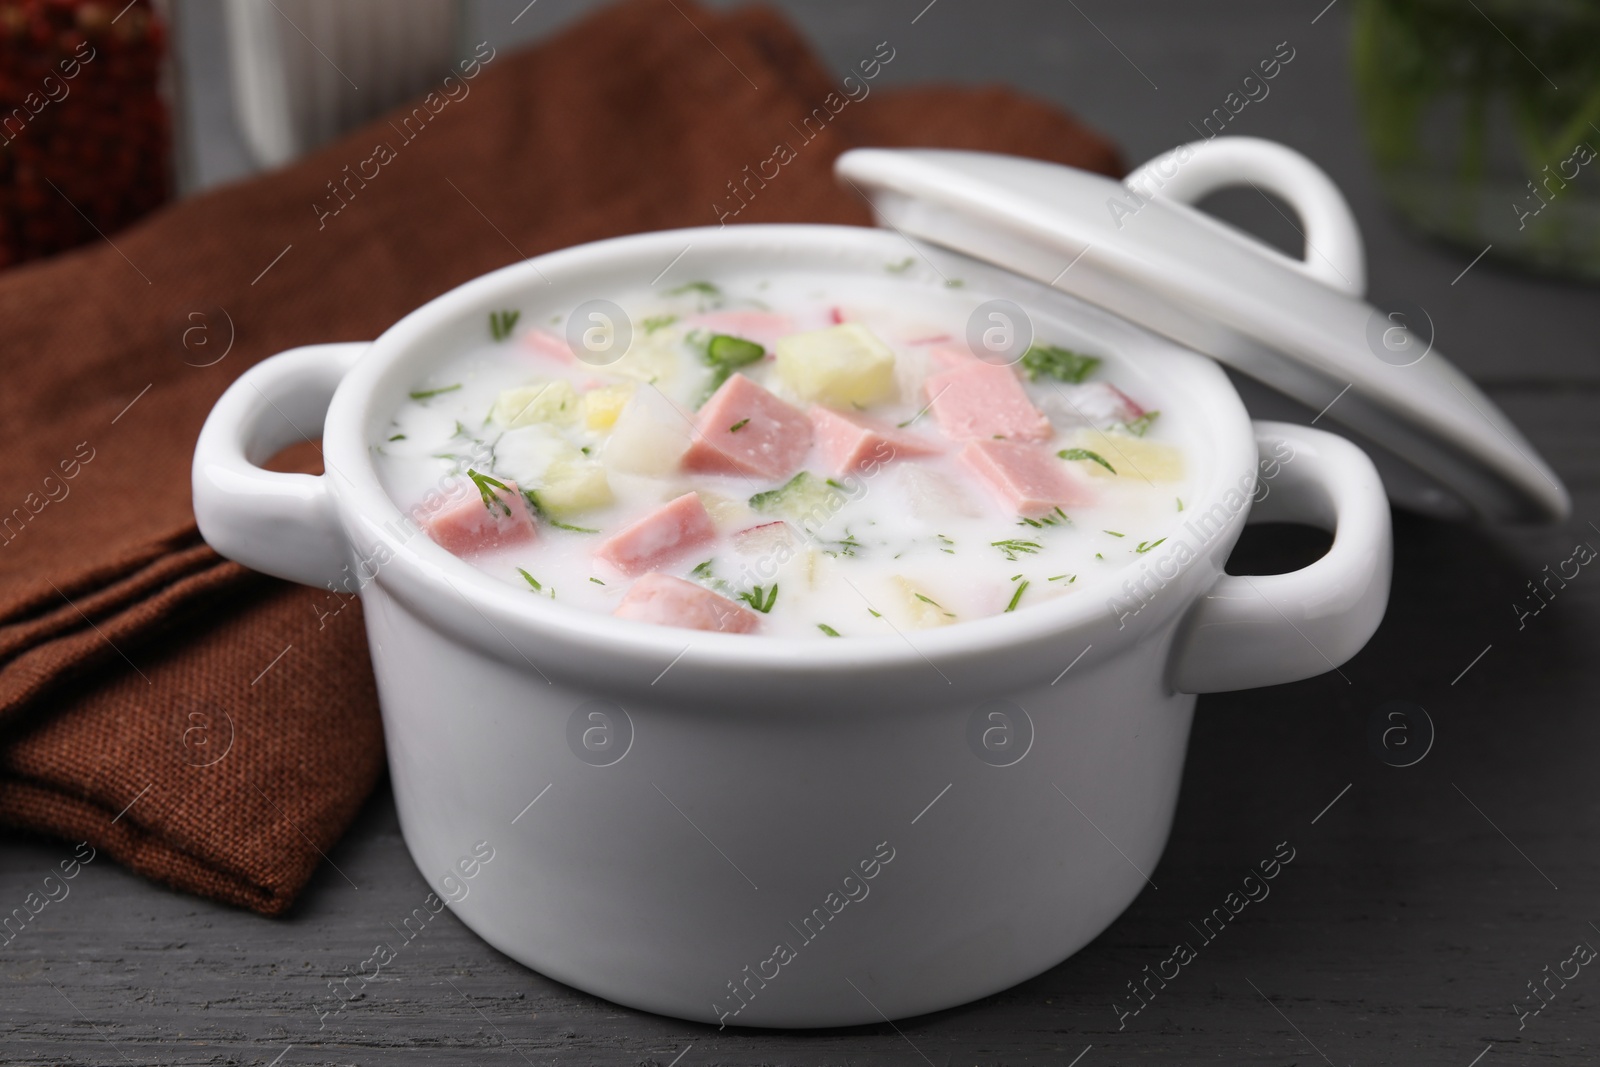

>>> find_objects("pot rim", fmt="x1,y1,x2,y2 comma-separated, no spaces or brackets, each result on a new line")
323,224,1258,678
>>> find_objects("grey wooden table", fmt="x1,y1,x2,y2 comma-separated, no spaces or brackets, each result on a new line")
6,1,1600,1064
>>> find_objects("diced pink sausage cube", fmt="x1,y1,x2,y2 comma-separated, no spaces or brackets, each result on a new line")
810,405,942,477
421,479,537,555
927,345,973,371
522,328,575,364
594,493,717,577
960,440,1092,516
682,374,813,480
925,361,1052,442
613,573,760,634
688,312,795,349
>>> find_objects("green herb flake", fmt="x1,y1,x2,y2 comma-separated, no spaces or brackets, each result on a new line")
991,539,1043,561
944,278,965,288
1017,508,1068,530
1176,497,1185,512
885,257,915,273
489,309,521,342
589,577,605,585
697,331,765,403
387,433,406,441
729,418,750,433
521,489,598,533
1103,530,1125,538
738,584,779,614
517,568,542,592
1020,343,1101,383
666,280,721,298
642,313,679,334
409,383,462,401
466,468,513,516
868,609,882,618
1005,580,1030,613
1121,411,1160,437
689,559,731,594
1058,447,1116,474
1135,538,1167,554
1048,574,1075,583
896,402,935,429
817,623,842,637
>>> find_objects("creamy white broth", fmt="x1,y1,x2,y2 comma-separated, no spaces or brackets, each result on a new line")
373,270,1196,638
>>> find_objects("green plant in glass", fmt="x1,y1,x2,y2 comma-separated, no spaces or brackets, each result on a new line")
1352,0,1600,280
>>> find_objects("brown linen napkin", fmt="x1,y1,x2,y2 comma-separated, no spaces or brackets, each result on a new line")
0,0,1123,915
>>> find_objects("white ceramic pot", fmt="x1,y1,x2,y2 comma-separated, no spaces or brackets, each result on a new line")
193,223,1391,1028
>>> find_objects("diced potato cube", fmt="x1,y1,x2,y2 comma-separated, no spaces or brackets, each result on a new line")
538,456,613,517
697,490,756,529
897,462,982,519
607,333,679,385
582,384,634,431
603,387,693,475
775,323,897,407
892,576,956,629
1069,429,1185,482
494,424,571,486
491,380,579,427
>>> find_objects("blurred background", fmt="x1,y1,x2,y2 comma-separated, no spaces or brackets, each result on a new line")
5,0,1599,362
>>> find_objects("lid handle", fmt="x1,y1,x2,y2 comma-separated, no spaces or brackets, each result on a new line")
1123,137,1366,298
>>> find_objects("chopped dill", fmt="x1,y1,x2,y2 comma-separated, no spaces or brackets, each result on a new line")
991,538,1043,560
489,309,521,341
738,584,779,613
466,468,512,516
1020,343,1100,383
521,489,598,533
1058,447,1115,474
1005,580,1030,612
1017,507,1069,529
409,383,462,401
1121,411,1160,437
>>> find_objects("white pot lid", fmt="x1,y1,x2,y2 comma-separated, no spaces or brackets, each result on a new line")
835,137,1569,524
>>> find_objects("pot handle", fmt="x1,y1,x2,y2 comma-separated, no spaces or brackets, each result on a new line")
192,343,368,589
1168,421,1391,694
1123,136,1366,298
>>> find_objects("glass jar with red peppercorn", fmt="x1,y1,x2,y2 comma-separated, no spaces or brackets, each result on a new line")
0,0,172,270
